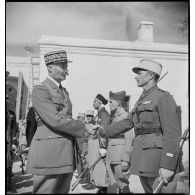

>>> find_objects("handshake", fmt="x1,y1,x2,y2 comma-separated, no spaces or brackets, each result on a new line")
84,123,105,136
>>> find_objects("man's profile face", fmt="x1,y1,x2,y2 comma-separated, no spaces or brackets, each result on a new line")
93,98,101,109
49,63,68,82
134,70,150,87
109,99,119,112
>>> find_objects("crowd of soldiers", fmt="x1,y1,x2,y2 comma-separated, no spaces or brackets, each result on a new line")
6,49,185,194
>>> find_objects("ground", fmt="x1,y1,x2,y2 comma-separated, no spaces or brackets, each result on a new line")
7,159,189,194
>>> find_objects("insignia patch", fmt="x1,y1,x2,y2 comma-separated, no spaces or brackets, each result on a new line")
166,153,174,157
142,101,152,105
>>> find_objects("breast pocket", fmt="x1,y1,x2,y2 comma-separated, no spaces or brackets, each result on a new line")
52,97,65,112
31,136,73,168
137,103,155,123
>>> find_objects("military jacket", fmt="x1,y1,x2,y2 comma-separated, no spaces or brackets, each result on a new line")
107,108,134,164
27,77,85,175
104,85,182,177
93,107,111,148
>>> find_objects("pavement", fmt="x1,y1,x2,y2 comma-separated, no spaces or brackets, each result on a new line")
7,159,189,194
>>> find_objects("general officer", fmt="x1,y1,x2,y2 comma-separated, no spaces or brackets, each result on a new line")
27,50,88,194
107,91,134,193
94,59,184,193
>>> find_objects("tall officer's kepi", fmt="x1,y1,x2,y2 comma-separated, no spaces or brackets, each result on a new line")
44,50,72,66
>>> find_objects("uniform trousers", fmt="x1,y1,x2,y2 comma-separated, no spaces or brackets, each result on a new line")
110,164,130,190
139,174,178,193
33,173,73,194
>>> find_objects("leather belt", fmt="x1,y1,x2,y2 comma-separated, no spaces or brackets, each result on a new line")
112,134,125,139
134,127,162,137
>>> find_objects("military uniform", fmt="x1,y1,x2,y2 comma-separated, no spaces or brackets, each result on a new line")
107,108,134,192
27,50,85,194
87,107,111,188
103,59,183,193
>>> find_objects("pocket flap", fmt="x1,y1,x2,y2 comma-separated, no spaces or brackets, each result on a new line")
142,136,162,149
52,98,64,105
137,103,154,112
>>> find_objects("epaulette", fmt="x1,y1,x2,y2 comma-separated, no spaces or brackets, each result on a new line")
157,88,170,94
158,88,171,98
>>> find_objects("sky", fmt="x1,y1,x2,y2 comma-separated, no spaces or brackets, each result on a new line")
6,2,188,57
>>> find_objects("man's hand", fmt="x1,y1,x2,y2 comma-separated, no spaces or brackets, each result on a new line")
121,160,130,172
85,124,96,135
159,168,174,184
99,148,107,157
92,124,105,136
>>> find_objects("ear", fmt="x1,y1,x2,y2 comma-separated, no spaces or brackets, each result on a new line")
47,65,53,73
148,71,154,81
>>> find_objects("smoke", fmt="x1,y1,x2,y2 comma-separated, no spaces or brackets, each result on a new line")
6,2,188,56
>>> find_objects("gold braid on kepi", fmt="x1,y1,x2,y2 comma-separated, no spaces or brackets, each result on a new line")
44,50,72,66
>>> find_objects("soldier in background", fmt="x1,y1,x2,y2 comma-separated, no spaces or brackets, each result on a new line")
106,91,134,193
76,113,86,157
84,94,111,193
83,110,95,157
75,112,86,182
79,110,95,186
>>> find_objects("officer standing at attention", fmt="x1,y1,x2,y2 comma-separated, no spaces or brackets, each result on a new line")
27,50,89,194
94,59,183,193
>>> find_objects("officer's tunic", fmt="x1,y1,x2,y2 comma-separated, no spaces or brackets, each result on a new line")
27,77,85,176
87,107,111,187
107,108,134,189
104,85,183,178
